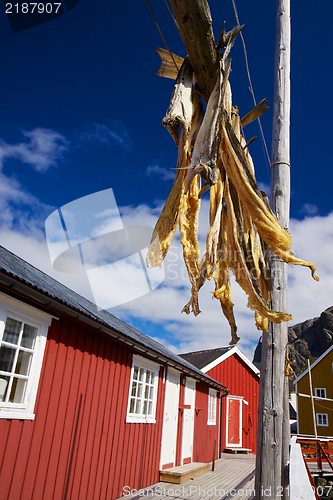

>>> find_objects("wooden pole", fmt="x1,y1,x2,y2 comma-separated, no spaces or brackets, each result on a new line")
308,359,318,438
212,439,217,471
167,0,218,101
255,1,291,499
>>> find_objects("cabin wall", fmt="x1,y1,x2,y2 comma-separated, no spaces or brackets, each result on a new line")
0,314,165,500
206,355,259,452
297,352,333,437
192,381,219,463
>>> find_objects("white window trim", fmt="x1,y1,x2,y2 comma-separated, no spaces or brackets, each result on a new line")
0,292,52,420
207,388,217,425
316,413,329,427
126,354,160,424
315,388,326,398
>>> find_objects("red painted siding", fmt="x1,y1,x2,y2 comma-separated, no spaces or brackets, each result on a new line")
192,382,219,463
0,315,166,500
207,355,259,453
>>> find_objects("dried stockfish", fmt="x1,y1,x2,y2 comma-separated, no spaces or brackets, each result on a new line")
179,174,202,316
185,58,231,197
216,22,246,57
162,57,194,146
182,254,207,315
146,130,187,268
154,47,184,80
220,109,319,280
211,202,239,345
148,38,318,344
240,98,270,128
147,62,203,268
213,261,239,345
224,177,292,324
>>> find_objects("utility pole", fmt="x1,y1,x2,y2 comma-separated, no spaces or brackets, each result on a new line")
255,1,291,498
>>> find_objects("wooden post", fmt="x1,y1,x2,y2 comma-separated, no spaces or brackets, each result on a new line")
255,1,291,499
308,359,318,438
167,0,217,101
212,439,217,471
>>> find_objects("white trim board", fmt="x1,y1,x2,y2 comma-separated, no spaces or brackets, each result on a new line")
201,346,260,376
293,344,333,385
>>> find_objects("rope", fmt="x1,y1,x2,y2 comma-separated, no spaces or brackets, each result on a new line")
230,0,272,175
145,0,179,72
270,161,291,169
163,0,181,36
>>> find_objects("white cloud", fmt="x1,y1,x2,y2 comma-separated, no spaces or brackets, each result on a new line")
0,171,53,234
79,121,133,150
146,163,175,181
300,203,319,216
0,174,332,364
0,128,69,173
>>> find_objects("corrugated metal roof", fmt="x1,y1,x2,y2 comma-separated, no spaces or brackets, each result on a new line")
0,245,226,391
180,347,233,370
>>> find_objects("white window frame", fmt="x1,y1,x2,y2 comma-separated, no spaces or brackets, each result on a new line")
0,292,52,420
315,388,326,398
316,413,328,427
126,354,160,423
207,388,217,425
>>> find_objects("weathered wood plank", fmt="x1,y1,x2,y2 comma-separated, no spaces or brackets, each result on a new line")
168,0,218,101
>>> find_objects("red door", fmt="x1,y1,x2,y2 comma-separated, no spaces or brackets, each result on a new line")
226,397,242,447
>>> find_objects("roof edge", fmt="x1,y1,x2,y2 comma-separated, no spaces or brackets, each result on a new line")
201,345,260,375
294,343,333,384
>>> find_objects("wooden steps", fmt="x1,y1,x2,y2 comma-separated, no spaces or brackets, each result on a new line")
159,462,209,484
224,448,251,454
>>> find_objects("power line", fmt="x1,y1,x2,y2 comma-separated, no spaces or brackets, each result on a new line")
230,0,272,178
145,0,179,72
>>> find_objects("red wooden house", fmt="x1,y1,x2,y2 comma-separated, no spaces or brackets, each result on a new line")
0,246,227,500
180,346,260,454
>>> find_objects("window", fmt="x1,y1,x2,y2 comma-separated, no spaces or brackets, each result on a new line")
126,355,159,423
316,413,328,427
0,292,52,419
315,388,326,398
208,388,217,425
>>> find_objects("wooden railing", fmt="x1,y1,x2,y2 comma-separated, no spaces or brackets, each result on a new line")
294,438,333,500
296,438,333,470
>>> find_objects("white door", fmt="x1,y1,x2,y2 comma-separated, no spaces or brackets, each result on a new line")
160,368,180,469
181,378,196,464
226,396,243,448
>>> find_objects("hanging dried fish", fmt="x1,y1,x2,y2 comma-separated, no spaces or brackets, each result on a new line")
179,175,202,315
162,57,195,145
147,59,203,268
146,130,186,269
185,58,231,197
220,109,319,280
224,178,292,324
148,34,318,344
154,47,184,80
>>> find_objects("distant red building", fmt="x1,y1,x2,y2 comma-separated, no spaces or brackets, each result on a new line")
180,346,260,454
0,246,227,500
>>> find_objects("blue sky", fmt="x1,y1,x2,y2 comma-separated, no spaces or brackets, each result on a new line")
0,0,332,360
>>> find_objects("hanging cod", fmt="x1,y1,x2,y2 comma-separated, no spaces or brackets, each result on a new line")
147,26,319,345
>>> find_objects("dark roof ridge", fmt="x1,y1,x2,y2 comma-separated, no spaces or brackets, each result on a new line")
180,346,233,356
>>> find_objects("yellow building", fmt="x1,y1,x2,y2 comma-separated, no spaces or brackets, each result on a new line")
294,345,333,437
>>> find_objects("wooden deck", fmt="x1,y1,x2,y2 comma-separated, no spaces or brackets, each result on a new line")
119,454,256,500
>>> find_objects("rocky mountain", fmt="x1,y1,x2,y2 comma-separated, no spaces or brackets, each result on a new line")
253,306,333,373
